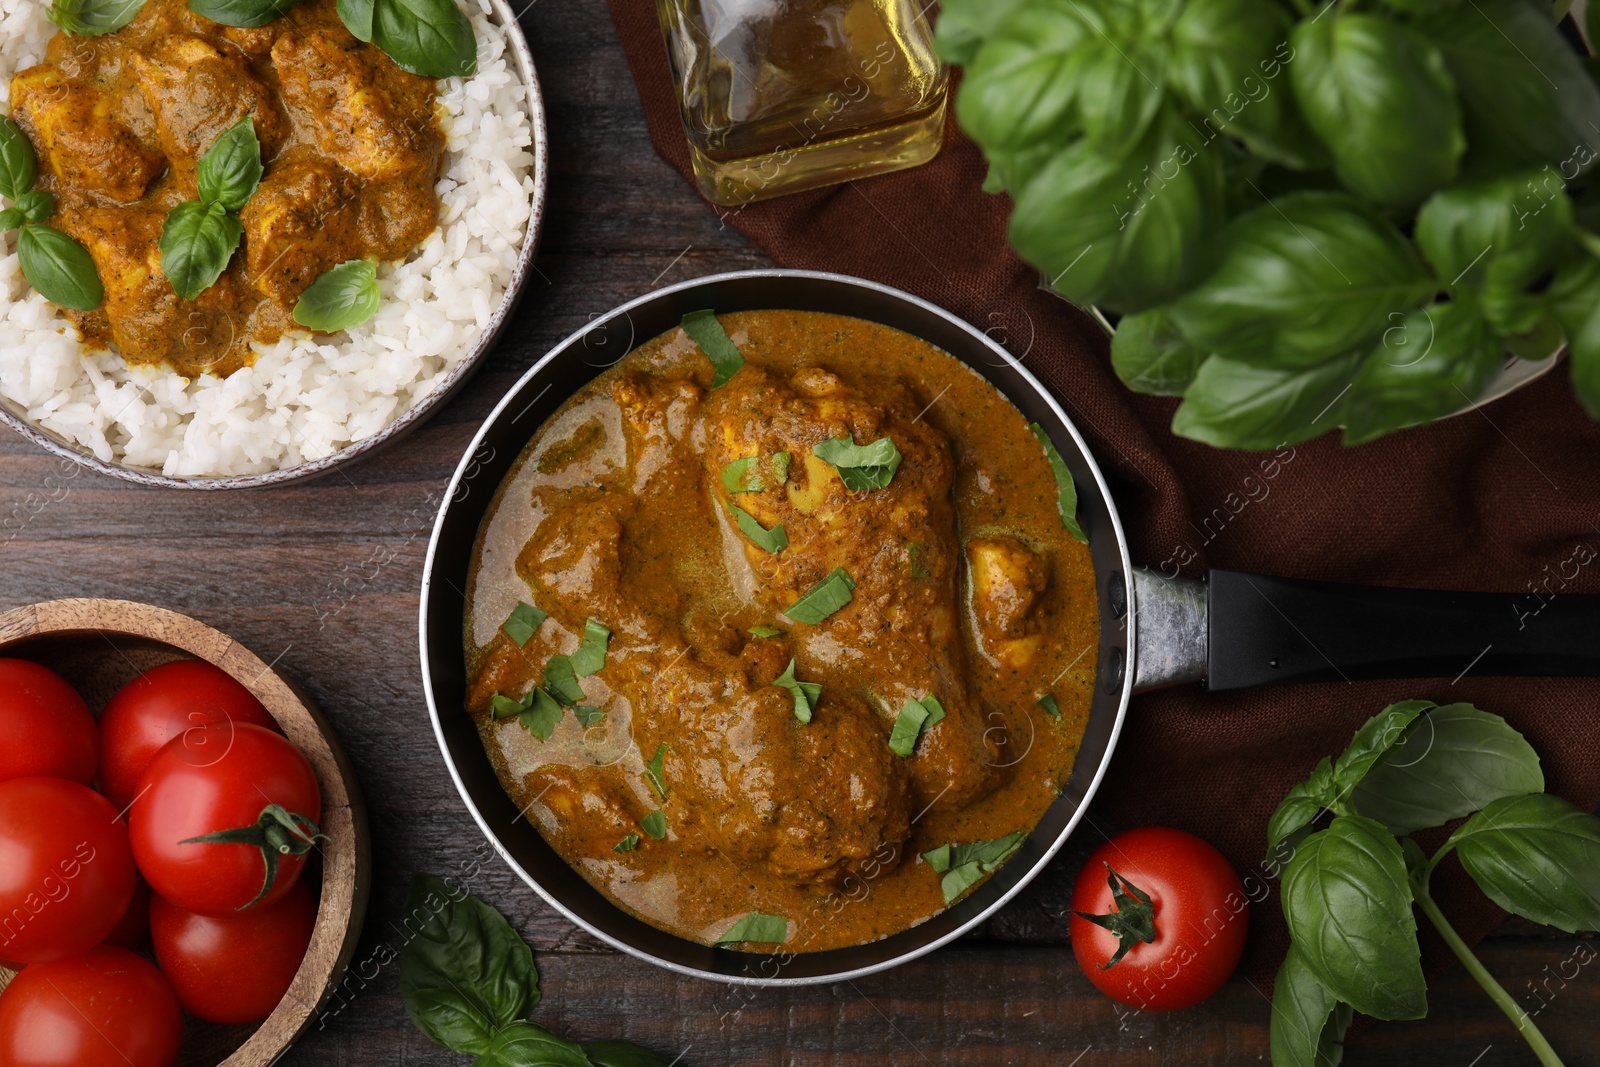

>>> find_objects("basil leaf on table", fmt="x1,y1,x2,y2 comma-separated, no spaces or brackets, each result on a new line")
1421,0,1600,180
1352,703,1544,836
1110,307,1209,397
1342,301,1505,446
371,0,478,79
188,0,299,27
160,201,242,301
729,504,787,554
569,617,610,677
769,658,821,723
338,0,373,40
680,309,743,387
717,912,789,946
1028,423,1086,543
1550,252,1600,418
196,116,264,211
1281,815,1427,1021
1330,699,1432,795
294,260,381,333
583,1039,679,1067
1270,944,1353,1067
398,872,539,1056
474,1021,591,1067
1169,192,1436,368
813,435,901,490
1267,755,1333,851
1008,105,1226,314
14,189,54,225
1444,792,1600,933
47,0,145,36
0,117,37,202
953,0,1095,157
501,601,548,646
784,567,855,624
1171,350,1364,450
18,224,104,312
1290,13,1463,208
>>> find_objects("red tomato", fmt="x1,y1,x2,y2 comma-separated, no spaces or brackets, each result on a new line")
100,876,152,951
0,658,97,785
1068,826,1249,1011
150,878,317,1024
130,722,321,916
0,778,137,964
0,946,182,1067
97,658,278,809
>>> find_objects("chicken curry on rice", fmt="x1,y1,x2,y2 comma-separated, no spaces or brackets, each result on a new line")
7,0,443,377
464,310,1099,952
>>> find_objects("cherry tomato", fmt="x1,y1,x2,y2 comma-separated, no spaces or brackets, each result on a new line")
0,946,182,1067
0,658,97,785
1068,826,1249,1011
150,877,317,1024
0,777,136,964
130,722,321,916
100,876,152,951
97,658,278,809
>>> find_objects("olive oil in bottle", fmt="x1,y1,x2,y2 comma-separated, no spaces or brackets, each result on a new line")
656,0,949,207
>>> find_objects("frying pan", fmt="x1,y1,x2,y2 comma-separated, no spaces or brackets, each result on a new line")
419,269,1600,986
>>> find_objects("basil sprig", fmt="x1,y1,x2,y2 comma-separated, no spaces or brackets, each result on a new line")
293,260,381,333
48,0,145,36
813,435,902,490
161,117,261,301
1267,700,1600,1067
181,0,477,77
1,117,103,310
398,872,674,1064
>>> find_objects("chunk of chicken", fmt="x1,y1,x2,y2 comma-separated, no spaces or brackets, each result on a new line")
128,34,287,180
9,65,165,202
239,155,360,304
968,536,1049,669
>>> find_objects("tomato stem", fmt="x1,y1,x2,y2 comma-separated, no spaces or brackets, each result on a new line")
1071,864,1157,969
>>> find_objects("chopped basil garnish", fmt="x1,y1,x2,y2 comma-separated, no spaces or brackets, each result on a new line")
784,568,855,625
681,309,744,387
294,260,380,333
813,435,903,490
729,504,787,554
570,618,610,677
1029,423,1086,544
573,705,605,727
490,693,524,720
716,912,789,946
639,810,667,840
888,694,945,757
543,656,585,706
908,541,931,579
501,601,548,646
770,658,821,724
645,743,668,800
923,831,1026,904
748,624,785,638
721,452,791,493
518,690,563,740
1038,694,1062,719
612,834,639,853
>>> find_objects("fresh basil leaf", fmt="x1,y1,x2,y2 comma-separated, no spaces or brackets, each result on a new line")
1072,37,1163,161
1291,14,1463,208
1169,193,1436,369
474,1021,590,1067
398,872,539,1056
612,834,640,853
1282,815,1427,1020
888,698,932,758
19,224,104,312
14,189,52,226
813,435,902,490
639,810,667,840
784,568,856,625
569,618,610,677
372,0,478,79
542,655,585,706
717,912,788,946
722,452,790,493
922,843,953,873
1172,351,1364,450
0,116,37,201
0,208,22,231
645,742,668,801
919,694,946,729
953,830,1025,870
1332,700,1433,796
730,504,788,554
770,658,821,724
748,624,784,638
932,0,1031,66
1444,793,1600,933
160,201,241,301
1111,307,1209,397
48,0,145,36
1009,105,1226,314
908,542,930,578
338,0,373,40
1037,694,1061,719
1343,302,1505,445
680,309,743,387
490,693,524,721
197,116,263,211
1268,756,1334,850
189,0,300,27
294,259,380,333
501,601,548,646
939,861,989,904
572,705,605,728
582,1039,677,1067
518,689,563,740
1271,944,1353,1067
955,0,1095,156
1028,422,1086,543
1421,0,1600,180
933,832,1025,904
1551,252,1600,418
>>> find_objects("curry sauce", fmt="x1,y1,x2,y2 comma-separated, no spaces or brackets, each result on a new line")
464,311,1098,952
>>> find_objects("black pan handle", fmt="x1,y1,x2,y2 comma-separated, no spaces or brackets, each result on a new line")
1203,568,1600,690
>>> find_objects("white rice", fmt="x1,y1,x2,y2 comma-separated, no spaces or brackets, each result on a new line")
0,0,537,477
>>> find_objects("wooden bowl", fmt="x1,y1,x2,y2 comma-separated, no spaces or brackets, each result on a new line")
0,599,369,1066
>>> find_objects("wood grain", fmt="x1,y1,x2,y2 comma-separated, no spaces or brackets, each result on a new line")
0,1,1596,1064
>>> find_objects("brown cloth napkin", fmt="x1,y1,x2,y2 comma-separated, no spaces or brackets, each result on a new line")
605,1,1600,991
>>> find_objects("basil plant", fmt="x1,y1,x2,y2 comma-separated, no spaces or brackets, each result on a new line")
938,0,1600,448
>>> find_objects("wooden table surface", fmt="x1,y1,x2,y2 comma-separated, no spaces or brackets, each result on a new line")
2,3,1596,1064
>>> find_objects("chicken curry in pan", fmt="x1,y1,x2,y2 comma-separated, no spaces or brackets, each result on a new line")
7,0,443,376
464,310,1099,952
